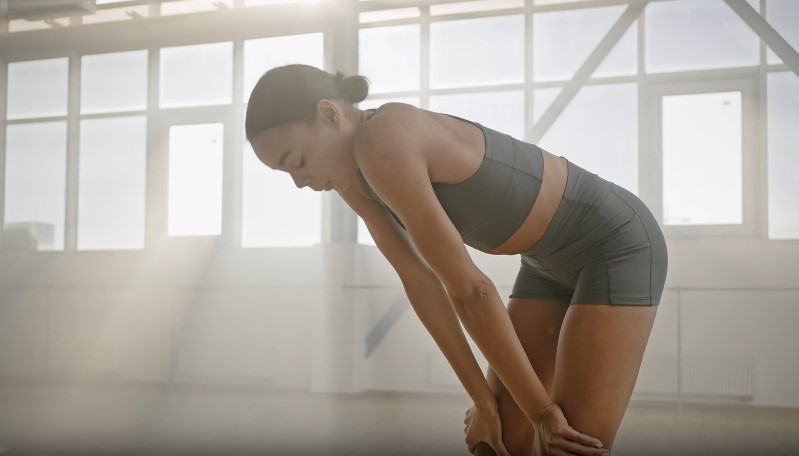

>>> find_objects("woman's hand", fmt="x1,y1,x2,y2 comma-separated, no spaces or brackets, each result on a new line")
463,403,511,456
532,403,609,456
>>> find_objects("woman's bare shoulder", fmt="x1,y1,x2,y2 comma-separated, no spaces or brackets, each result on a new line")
353,103,430,163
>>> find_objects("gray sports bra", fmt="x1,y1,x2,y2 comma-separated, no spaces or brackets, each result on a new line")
356,109,544,252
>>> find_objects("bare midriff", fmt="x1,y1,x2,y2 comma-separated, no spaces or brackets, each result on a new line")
486,149,569,256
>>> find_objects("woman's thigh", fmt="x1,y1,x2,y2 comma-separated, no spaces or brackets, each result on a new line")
489,298,570,454
552,304,658,452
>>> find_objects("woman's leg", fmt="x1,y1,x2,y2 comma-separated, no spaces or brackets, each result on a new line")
487,297,570,456
551,304,658,453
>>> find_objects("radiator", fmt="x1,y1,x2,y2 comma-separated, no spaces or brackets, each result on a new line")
636,354,756,399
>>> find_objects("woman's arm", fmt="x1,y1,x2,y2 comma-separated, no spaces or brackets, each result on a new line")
353,113,553,427
339,186,497,413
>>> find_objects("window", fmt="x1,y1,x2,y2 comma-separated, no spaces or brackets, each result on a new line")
767,72,799,239
160,42,233,108
766,0,799,65
430,15,524,89
645,0,759,73
662,92,743,226
242,33,324,247
533,5,637,82
242,143,322,247
78,117,147,250
168,124,224,236
7,58,68,120
536,83,638,194
81,50,148,114
243,33,324,102
4,122,68,251
359,25,420,94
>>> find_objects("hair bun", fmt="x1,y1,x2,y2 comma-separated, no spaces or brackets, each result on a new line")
334,71,370,104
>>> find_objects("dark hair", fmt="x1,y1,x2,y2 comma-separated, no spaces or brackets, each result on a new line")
245,64,370,142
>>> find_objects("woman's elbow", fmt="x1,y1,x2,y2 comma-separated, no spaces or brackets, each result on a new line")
448,277,493,310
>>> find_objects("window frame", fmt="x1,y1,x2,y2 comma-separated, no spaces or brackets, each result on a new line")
645,77,760,238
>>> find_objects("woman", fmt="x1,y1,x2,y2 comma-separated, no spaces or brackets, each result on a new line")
246,64,667,456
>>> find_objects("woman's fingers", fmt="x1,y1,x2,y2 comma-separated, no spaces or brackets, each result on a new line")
565,427,604,450
555,435,609,456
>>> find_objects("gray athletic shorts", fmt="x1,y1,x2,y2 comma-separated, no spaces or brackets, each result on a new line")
510,160,668,306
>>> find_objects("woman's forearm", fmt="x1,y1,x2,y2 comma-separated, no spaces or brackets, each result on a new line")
450,282,553,425
405,280,497,411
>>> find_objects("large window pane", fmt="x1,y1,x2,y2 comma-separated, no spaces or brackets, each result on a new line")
242,143,321,247
4,122,67,251
533,6,636,82
767,0,799,65
168,124,224,236
430,91,525,140
359,25,420,94
81,50,148,114
767,72,799,239
78,117,147,250
662,92,742,226
7,58,68,119
243,33,324,102
536,83,638,194
430,15,524,89
646,0,759,73
160,43,232,108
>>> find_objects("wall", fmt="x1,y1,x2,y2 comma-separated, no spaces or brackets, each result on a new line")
0,234,797,408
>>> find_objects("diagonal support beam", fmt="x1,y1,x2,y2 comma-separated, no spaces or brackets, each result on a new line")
364,293,409,359
724,0,799,77
528,1,648,144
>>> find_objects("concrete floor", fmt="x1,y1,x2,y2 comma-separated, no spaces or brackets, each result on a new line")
0,377,797,456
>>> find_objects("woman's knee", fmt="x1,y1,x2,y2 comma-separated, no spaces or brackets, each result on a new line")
495,387,534,456
487,367,534,456
552,304,658,450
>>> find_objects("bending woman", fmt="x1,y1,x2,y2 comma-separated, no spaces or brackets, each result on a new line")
245,64,667,456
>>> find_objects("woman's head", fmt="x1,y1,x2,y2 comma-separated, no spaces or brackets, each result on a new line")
246,64,370,192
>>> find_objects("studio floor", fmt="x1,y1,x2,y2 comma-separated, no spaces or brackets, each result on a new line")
0,377,797,456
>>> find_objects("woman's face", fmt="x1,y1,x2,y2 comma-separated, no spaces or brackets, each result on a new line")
250,101,357,192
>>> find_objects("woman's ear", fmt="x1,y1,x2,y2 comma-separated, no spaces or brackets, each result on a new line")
316,99,341,127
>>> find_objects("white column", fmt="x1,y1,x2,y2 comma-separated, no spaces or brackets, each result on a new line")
311,1,363,392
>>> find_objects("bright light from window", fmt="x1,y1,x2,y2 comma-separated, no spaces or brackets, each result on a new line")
168,124,224,236
662,92,742,226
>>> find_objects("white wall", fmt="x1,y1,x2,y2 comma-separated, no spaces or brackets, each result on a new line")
0,246,321,388
1,233,797,408
356,237,799,408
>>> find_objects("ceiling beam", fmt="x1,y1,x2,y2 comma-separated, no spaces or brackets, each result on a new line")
527,0,648,144
724,0,799,78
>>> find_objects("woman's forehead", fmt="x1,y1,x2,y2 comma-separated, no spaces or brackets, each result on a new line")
251,123,305,166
